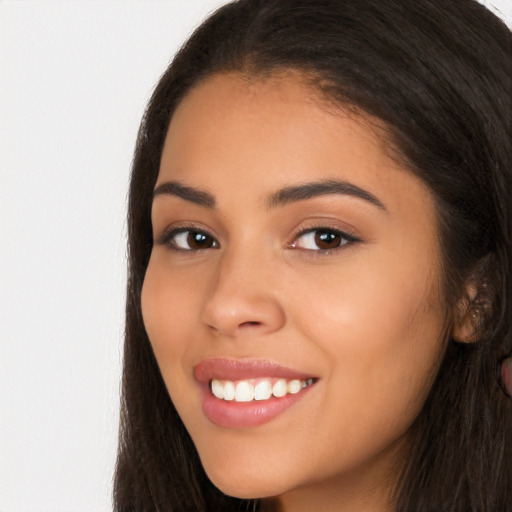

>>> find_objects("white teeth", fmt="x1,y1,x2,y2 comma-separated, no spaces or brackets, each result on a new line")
210,377,314,402
235,381,254,402
254,380,272,400
287,379,302,394
211,379,224,399
223,381,235,401
272,379,287,398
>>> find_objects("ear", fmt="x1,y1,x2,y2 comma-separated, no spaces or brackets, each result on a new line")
451,255,496,343
452,282,480,343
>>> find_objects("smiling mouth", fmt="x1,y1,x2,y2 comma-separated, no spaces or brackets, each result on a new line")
195,358,318,427
209,377,316,402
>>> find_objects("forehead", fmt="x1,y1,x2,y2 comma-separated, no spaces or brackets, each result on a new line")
159,72,434,220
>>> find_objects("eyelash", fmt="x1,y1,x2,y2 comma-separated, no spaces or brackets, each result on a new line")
156,224,219,252
290,225,361,255
156,224,361,254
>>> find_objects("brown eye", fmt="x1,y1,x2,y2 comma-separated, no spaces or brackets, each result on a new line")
186,231,216,249
292,227,358,252
163,229,218,251
314,229,342,249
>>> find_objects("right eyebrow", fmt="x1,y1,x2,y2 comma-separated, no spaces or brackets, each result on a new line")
267,179,387,211
153,181,216,208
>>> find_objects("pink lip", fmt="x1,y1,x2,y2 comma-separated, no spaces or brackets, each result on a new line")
194,358,314,382
194,358,317,429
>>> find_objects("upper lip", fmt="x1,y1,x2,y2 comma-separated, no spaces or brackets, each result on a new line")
194,358,316,383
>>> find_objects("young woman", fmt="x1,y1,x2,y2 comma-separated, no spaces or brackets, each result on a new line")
114,1,512,510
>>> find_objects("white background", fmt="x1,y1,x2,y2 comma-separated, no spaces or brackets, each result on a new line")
1,1,510,511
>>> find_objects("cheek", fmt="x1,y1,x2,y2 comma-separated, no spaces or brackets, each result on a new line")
287,252,447,452
140,256,201,394
142,255,198,348
141,257,214,435
292,251,445,354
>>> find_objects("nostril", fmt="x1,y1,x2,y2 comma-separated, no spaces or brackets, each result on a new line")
240,321,262,328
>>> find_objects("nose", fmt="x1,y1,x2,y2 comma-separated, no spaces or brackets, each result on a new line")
200,247,286,338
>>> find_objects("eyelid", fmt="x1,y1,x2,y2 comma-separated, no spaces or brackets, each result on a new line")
288,224,362,253
155,221,361,253
156,223,220,250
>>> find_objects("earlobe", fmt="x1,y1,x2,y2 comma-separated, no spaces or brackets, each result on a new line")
452,310,480,343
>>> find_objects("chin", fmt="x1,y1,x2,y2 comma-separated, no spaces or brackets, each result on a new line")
203,463,290,500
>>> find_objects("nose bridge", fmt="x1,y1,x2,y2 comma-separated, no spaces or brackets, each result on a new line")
200,240,285,337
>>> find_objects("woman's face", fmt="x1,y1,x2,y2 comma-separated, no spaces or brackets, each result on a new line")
142,73,449,508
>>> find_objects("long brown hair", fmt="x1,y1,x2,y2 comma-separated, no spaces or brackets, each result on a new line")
114,1,512,510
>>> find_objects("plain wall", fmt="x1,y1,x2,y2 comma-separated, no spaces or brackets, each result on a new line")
1,1,510,510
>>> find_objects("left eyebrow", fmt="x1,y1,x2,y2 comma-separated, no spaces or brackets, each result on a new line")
267,179,387,211
153,181,216,208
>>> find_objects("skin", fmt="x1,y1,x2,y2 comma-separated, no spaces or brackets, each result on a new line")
141,72,454,512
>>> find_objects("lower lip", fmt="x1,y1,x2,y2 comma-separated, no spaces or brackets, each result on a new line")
201,384,315,428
